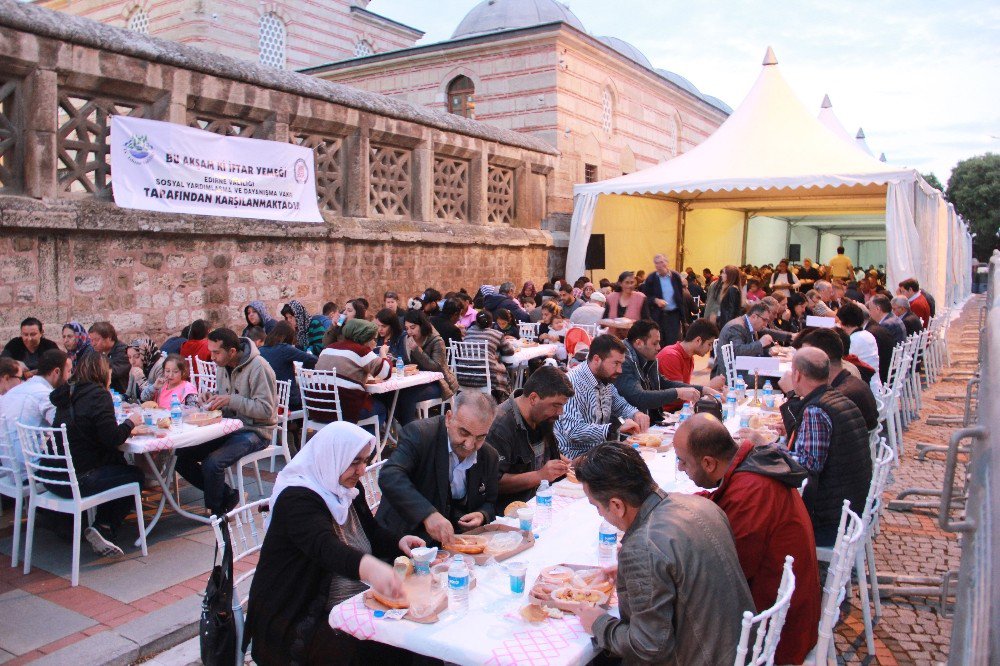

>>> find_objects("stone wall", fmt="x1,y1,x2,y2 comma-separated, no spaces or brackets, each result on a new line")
0,1,557,343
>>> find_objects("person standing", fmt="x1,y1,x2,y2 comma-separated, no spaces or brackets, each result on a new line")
640,254,687,346
574,443,754,665
828,246,854,281
1,317,60,377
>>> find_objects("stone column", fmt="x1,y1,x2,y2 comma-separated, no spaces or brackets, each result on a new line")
469,140,487,225
412,130,433,223
22,68,58,199
344,117,370,218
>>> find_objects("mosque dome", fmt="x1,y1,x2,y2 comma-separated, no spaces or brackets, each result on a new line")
655,68,701,96
596,36,652,69
701,95,733,114
452,0,586,39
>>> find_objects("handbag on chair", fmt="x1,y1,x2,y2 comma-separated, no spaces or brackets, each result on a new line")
200,528,237,666
693,395,724,421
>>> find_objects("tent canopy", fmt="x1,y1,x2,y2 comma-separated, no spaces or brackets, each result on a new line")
566,47,970,305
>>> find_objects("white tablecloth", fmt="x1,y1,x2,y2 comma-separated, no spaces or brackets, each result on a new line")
501,343,560,366
121,417,244,454
364,371,443,394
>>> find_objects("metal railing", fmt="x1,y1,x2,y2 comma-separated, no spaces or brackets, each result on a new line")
946,251,998,665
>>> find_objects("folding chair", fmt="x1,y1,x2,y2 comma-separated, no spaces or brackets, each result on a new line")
734,555,796,666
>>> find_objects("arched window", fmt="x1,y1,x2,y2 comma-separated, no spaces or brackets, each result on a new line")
259,13,286,69
127,7,149,34
601,88,614,135
354,39,374,58
447,76,475,118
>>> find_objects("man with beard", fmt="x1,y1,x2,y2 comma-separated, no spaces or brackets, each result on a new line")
555,335,649,458
485,366,574,513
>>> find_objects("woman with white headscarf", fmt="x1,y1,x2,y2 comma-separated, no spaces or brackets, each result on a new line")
244,422,424,665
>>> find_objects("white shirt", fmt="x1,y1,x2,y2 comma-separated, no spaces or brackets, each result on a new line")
447,439,478,500
0,375,56,476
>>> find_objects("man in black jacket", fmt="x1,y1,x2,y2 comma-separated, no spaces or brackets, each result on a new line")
88,321,131,394
615,320,702,423
640,254,688,346
891,297,923,335
1,317,60,377
797,328,879,431
377,391,500,545
483,282,531,323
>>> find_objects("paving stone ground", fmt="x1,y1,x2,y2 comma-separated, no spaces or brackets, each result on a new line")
0,296,982,664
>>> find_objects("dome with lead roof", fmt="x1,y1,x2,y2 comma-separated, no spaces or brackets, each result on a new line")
597,36,652,69
451,0,586,39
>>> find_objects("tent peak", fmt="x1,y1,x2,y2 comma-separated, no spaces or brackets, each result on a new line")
879,152,887,162
856,127,866,139
821,94,832,109
762,46,778,66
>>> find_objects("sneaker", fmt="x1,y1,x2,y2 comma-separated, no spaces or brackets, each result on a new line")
85,526,125,558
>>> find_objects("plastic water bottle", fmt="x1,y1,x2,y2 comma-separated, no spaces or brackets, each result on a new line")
678,401,693,423
726,390,738,420
111,390,123,422
170,394,183,429
395,356,405,378
447,554,470,613
535,480,552,528
735,378,746,401
598,520,618,565
763,380,773,398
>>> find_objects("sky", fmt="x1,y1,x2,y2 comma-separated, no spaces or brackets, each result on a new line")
368,0,999,184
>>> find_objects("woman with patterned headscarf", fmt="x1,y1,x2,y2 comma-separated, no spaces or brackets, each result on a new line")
61,322,93,369
280,300,311,350
242,300,277,336
124,337,165,403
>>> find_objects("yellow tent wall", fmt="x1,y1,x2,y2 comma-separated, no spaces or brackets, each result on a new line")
682,209,745,273
587,195,678,282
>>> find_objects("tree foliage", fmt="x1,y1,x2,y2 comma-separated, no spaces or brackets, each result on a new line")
921,172,944,191
946,153,1000,260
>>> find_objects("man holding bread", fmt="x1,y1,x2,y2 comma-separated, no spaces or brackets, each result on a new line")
486,366,574,515
377,391,500,545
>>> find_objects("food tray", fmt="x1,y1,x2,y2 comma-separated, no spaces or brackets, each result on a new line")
363,588,448,624
184,411,223,427
528,564,615,614
441,523,534,565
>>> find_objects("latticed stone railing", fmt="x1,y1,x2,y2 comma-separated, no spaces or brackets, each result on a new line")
0,0,556,228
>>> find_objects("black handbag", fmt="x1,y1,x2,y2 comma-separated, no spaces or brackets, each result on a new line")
200,528,237,666
693,394,724,421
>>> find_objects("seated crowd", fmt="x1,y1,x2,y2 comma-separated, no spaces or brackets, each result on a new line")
0,252,932,664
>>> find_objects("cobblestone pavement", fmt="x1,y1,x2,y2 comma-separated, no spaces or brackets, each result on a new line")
827,298,981,666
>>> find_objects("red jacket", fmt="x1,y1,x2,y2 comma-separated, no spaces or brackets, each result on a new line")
909,293,931,327
708,441,821,664
180,338,211,363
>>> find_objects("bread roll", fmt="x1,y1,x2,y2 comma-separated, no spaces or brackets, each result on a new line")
503,501,529,518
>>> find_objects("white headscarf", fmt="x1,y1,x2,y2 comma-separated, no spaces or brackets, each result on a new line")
270,421,375,525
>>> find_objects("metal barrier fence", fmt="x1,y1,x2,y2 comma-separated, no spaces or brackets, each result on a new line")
946,251,998,665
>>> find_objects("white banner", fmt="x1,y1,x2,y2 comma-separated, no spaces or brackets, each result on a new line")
110,116,323,223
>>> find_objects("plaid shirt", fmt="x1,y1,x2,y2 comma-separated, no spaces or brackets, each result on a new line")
789,405,832,473
555,362,638,459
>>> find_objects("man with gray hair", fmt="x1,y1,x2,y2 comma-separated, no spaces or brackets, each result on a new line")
890,296,923,336
811,281,836,317
377,391,500,545
868,295,906,345
780,347,871,546
483,281,531,322
640,253,687,346
711,301,775,379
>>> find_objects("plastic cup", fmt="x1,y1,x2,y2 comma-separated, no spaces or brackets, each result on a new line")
517,507,535,532
143,410,154,426
506,561,527,595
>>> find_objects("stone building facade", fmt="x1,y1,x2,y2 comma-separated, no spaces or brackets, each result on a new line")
32,0,423,71
0,1,557,343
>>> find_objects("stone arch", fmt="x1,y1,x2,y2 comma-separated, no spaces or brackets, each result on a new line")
258,11,287,69
119,0,151,20
600,79,620,137
257,2,291,25
438,67,483,108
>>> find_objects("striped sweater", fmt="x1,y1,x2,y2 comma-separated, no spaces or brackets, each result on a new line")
315,341,390,422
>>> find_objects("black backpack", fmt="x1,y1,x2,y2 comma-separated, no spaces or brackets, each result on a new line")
200,528,237,666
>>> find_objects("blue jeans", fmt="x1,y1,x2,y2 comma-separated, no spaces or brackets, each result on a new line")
392,382,443,426
175,430,267,514
45,464,144,534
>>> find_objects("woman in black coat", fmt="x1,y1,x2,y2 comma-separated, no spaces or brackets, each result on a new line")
243,422,425,665
717,265,745,325
47,352,144,557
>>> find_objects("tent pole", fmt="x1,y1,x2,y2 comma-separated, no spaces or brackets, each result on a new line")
784,221,793,259
676,204,687,269
741,212,750,265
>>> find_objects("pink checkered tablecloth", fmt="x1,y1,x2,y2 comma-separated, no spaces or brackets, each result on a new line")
121,418,244,453
364,371,443,394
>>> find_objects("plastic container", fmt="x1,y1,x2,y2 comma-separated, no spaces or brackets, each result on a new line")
535,480,552,528
395,356,405,378
598,520,618,565
678,402,693,423
170,395,183,429
726,390,738,420
447,554,470,613
112,391,123,423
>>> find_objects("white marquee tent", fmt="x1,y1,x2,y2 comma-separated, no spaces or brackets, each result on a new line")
567,48,973,306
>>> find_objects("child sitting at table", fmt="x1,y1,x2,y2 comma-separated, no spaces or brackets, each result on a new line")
494,308,519,339
141,354,198,408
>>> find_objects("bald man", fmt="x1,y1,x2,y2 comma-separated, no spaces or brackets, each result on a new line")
674,414,820,665
781,347,872,546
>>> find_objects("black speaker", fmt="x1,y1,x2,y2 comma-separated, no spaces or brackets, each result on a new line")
585,234,606,271
788,243,801,262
